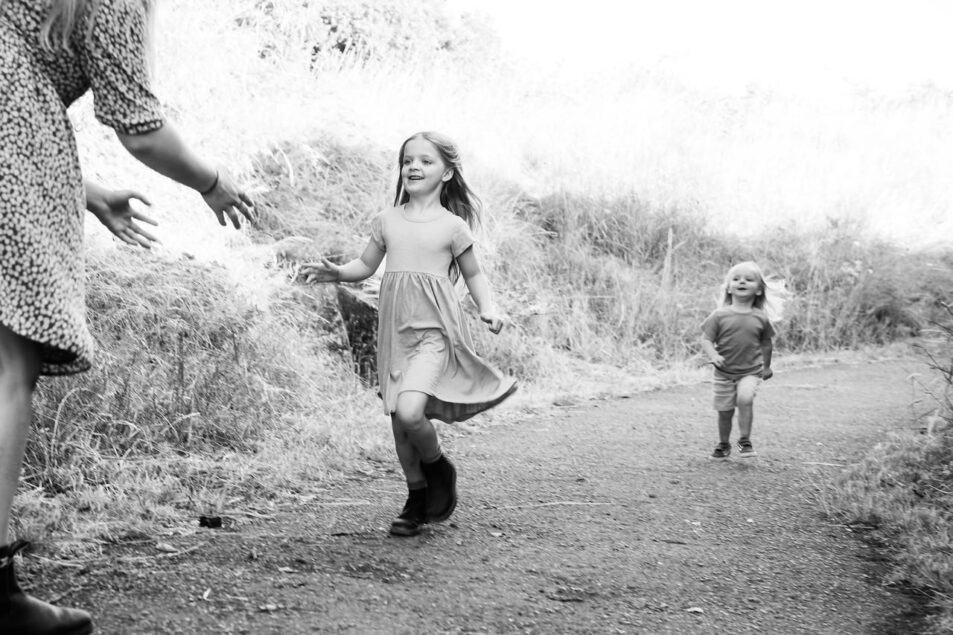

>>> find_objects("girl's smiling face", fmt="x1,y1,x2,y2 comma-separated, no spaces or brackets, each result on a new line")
400,138,452,197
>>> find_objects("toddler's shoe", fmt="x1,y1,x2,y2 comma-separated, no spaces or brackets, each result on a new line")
710,443,731,460
738,438,758,458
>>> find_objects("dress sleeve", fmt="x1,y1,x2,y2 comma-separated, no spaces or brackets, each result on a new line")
450,218,475,258
83,0,164,135
369,213,386,251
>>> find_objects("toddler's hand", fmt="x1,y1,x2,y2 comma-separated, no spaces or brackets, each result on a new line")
301,258,341,283
480,311,506,335
762,367,773,381
709,354,725,368
95,190,159,249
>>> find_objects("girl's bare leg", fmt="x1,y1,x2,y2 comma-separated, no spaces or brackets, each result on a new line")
390,414,425,486
394,391,455,522
737,403,754,441
717,410,733,445
0,325,41,544
394,391,440,466
736,376,759,441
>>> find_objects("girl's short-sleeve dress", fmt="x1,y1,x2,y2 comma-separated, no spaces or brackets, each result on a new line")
0,0,163,375
372,206,517,423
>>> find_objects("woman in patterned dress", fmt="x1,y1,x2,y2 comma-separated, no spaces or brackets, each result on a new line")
0,1,254,632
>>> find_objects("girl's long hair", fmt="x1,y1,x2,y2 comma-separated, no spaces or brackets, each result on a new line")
393,131,483,231
718,261,790,323
33,0,154,54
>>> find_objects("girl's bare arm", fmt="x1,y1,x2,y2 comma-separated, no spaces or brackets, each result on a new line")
302,238,384,283
701,337,725,366
761,338,774,379
458,246,505,333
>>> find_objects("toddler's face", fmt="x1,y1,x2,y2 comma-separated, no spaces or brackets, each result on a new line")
727,265,762,299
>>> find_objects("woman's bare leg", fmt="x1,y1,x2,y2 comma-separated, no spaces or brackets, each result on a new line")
0,325,41,544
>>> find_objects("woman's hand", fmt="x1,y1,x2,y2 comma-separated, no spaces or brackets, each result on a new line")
708,353,726,368
202,170,255,229
301,258,342,283
480,311,506,335
762,367,773,381
91,189,159,249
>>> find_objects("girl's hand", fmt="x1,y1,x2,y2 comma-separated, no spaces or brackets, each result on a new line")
480,311,506,335
709,353,726,368
301,258,341,283
762,367,773,381
92,190,159,249
201,170,255,229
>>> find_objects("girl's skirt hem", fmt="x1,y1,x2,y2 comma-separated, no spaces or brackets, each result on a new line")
386,379,518,424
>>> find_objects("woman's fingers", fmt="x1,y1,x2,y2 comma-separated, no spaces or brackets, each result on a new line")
217,200,254,229
116,228,138,246
130,209,158,226
225,206,242,229
130,221,159,245
238,192,256,221
123,190,152,207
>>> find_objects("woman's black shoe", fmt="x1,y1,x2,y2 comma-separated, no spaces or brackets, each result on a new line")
0,540,93,634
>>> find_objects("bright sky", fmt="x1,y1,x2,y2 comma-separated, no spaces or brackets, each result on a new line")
460,0,953,93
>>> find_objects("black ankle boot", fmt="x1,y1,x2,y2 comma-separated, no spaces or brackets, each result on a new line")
421,454,457,523
0,540,92,635
389,488,428,537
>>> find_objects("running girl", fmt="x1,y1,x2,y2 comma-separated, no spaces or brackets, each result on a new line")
304,131,517,535
701,261,786,459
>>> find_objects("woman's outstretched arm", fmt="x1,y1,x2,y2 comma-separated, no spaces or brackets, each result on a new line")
115,123,253,228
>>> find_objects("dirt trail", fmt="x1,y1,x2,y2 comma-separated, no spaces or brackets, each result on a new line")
34,359,928,633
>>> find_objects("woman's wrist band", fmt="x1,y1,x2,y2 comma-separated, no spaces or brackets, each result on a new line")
199,170,219,195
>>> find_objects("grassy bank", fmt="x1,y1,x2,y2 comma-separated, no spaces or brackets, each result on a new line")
18,0,953,551
820,304,953,632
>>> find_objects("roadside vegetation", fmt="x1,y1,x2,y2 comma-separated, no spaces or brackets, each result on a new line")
820,304,953,633
16,4,953,620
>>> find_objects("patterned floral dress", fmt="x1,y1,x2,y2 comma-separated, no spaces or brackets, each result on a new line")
0,0,163,375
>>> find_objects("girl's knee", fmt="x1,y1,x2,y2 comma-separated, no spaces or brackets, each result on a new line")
736,376,760,405
394,413,430,438
394,397,428,430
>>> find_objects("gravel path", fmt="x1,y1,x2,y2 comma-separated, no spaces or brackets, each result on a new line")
34,359,927,633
